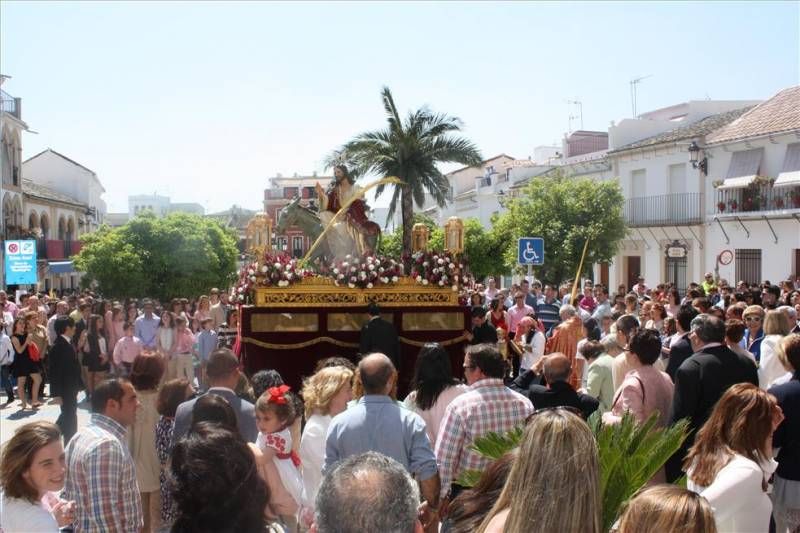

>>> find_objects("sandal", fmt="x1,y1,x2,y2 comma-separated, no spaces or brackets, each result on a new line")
32,402,43,408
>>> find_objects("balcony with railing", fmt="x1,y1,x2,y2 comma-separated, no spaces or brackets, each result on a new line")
44,239,83,260
1,89,20,119
624,192,704,227
713,183,800,216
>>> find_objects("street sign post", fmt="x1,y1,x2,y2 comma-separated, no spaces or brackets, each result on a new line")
517,237,544,282
4,240,38,285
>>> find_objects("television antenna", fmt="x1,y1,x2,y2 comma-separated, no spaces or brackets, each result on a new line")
630,75,652,117
567,99,583,132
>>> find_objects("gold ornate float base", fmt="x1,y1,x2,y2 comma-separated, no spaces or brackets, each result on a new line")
252,276,459,308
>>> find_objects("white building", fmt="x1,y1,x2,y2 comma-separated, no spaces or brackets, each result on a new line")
703,86,800,284
602,101,759,291
22,148,106,228
125,195,205,219
1,76,28,286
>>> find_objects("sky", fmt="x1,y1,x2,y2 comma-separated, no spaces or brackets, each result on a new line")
2,1,798,214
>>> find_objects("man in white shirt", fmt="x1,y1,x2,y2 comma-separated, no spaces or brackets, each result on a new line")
48,301,70,346
483,278,499,303
591,285,612,321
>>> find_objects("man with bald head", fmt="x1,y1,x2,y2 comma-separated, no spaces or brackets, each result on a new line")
515,352,599,419
324,353,440,527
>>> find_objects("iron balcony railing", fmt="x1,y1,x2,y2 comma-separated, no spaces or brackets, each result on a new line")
714,183,800,215
624,192,704,227
1,90,19,117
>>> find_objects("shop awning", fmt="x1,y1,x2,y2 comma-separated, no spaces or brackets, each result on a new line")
48,261,75,274
775,143,800,188
717,148,764,190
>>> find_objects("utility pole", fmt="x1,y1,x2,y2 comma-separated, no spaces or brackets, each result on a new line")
630,75,652,117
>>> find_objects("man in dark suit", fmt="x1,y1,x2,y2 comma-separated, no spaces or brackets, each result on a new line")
665,303,698,380
172,348,257,445
465,306,498,345
666,314,758,481
359,302,400,371
510,353,598,419
49,316,82,443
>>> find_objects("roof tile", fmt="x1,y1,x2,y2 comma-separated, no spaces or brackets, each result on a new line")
707,86,800,144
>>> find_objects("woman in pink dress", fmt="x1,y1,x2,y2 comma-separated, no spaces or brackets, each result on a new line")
107,305,126,356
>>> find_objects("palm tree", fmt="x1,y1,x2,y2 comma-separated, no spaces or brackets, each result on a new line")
326,87,482,258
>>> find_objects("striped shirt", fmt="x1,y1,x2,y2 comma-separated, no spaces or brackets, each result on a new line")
64,413,143,532
434,378,533,500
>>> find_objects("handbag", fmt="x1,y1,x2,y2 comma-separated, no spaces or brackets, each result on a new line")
28,340,41,362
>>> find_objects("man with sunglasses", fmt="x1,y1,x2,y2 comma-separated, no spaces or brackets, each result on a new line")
435,344,533,515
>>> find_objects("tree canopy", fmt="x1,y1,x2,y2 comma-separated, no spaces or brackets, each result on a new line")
492,171,626,284
326,86,482,258
74,212,239,300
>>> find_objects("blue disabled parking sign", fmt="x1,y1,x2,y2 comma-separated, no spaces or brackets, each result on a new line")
518,238,544,266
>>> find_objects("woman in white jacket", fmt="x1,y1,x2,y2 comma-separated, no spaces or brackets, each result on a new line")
685,383,784,533
759,310,792,388
0,324,14,404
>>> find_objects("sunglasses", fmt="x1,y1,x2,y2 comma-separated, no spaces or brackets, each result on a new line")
744,316,762,322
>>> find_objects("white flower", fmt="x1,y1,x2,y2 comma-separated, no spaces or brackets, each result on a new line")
432,268,439,274
359,272,367,280
345,254,352,260
286,273,293,280
333,268,339,275
437,258,444,265
273,263,281,269
449,263,455,269
348,283,355,289
237,287,244,293
423,261,429,267
415,275,422,282
338,273,345,280
350,276,357,283
452,285,458,291
438,280,445,286
422,279,429,285
368,264,375,271
378,267,384,273
454,275,459,281
350,266,357,273
260,265,268,273
248,269,255,276
249,275,256,282
433,255,439,261
367,283,373,289
391,276,398,282
459,264,464,269
380,277,388,283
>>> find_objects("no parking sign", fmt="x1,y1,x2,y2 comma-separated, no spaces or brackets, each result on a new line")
4,240,37,285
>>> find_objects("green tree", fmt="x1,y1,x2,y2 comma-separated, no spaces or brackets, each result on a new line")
74,212,238,300
492,171,626,284
327,87,483,258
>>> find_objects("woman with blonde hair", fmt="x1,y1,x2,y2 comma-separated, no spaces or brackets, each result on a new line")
478,408,601,533
759,309,793,388
617,484,717,533
685,383,784,533
193,295,212,323
299,365,353,522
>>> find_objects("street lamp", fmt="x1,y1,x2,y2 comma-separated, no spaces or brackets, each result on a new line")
688,141,708,174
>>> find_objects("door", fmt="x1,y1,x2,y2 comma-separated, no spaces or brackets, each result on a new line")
665,256,688,295
600,262,609,288
625,256,641,291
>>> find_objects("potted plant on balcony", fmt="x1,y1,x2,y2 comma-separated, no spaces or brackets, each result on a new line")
717,201,726,212
728,199,738,211
775,196,785,209
791,189,800,208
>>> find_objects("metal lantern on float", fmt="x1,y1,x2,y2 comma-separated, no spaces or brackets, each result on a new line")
246,212,272,255
412,223,430,252
444,217,464,254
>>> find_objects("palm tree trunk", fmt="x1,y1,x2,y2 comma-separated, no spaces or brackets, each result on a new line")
401,184,413,259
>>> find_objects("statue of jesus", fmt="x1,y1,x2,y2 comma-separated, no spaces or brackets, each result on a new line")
315,165,380,259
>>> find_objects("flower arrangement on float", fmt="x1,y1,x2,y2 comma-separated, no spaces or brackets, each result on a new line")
409,251,463,291
233,252,312,302
323,253,403,289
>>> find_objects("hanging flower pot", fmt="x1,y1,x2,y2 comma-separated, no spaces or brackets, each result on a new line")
729,199,738,211
717,201,726,212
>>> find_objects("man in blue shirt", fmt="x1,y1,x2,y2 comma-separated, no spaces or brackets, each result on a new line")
134,299,160,349
536,284,562,335
324,353,440,520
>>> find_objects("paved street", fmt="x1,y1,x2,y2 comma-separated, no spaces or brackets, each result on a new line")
0,388,91,445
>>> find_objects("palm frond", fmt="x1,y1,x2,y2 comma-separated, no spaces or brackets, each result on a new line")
381,86,404,136
462,412,689,533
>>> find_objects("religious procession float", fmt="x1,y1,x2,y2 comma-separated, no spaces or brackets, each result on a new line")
234,167,472,390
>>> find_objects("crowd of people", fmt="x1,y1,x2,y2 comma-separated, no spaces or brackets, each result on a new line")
0,272,797,532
